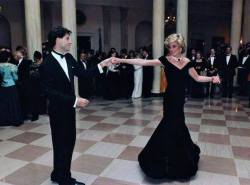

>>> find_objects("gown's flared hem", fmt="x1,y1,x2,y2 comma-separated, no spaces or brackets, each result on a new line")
138,117,200,180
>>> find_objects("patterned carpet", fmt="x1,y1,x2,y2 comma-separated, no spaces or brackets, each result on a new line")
0,96,250,185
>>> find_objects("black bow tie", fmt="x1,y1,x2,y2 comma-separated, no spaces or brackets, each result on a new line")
53,50,65,59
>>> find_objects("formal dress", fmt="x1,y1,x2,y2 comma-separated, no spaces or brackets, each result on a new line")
138,56,200,180
0,63,22,126
191,61,206,98
132,65,143,98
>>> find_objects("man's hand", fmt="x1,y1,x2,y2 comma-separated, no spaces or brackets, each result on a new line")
111,57,121,64
99,57,112,67
76,98,89,108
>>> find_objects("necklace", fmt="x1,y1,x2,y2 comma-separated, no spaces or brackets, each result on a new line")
172,56,183,63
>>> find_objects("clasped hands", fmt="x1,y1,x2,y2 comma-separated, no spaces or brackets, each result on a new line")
99,57,121,67
211,75,220,84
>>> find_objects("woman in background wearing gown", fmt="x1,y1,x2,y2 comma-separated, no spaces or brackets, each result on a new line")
190,52,206,98
112,33,220,180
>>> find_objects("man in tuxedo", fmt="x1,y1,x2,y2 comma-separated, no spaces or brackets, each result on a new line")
78,50,92,98
39,26,110,185
205,48,220,98
237,47,250,96
243,53,250,107
14,49,32,120
219,45,239,98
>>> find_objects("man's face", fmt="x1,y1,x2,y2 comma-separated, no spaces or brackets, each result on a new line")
56,34,72,52
191,49,196,55
142,51,148,57
80,53,87,60
226,47,231,54
13,51,23,61
211,49,215,55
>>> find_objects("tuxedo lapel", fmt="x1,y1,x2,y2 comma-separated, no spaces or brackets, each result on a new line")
51,56,71,84
66,58,74,83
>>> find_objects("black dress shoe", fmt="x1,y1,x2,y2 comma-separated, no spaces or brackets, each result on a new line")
31,115,39,121
72,181,85,185
58,181,85,185
55,178,85,185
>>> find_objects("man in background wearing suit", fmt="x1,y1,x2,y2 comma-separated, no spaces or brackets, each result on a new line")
39,26,111,185
205,48,220,98
219,45,238,98
238,47,250,96
14,49,32,121
78,50,92,98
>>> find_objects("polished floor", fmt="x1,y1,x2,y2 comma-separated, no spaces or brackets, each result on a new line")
0,96,250,185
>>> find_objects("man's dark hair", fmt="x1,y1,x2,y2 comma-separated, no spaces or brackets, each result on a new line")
0,50,9,63
0,50,10,85
33,51,42,61
47,26,72,49
141,47,149,53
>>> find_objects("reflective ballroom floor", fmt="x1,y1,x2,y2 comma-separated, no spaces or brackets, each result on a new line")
0,96,250,185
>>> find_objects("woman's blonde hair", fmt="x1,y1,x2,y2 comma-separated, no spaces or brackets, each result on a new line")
164,33,186,53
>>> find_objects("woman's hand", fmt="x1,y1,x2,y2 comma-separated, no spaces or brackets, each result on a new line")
111,57,121,64
212,75,220,84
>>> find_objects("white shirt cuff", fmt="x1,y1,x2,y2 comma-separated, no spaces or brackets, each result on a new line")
73,98,77,108
97,64,104,73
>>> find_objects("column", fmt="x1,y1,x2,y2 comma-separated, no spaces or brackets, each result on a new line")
24,0,42,59
62,0,78,95
242,0,250,43
176,0,188,50
152,0,165,94
62,0,77,58
230,0,243,55
103,6,111,52
120,7,128,49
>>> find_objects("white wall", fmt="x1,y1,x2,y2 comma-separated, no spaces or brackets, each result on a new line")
76,4,103,52
127,7,152,51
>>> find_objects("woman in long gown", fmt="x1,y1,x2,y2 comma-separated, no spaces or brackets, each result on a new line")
190,52,206,98
112,33,220,180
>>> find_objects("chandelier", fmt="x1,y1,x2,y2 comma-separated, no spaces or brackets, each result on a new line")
165,0,176,26
165,15,176,26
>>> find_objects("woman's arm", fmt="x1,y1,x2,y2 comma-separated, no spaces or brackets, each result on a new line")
188,67,220,83
113,57,162,66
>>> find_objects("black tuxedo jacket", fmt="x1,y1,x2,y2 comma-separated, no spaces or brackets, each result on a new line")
206,56,220,76
39,53,99,113
18,58,32,82
219,54,238,77
243,57,250,73
78,60,88,70
17,58,32,96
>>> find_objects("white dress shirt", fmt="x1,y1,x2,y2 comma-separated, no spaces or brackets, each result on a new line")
210,56,215,66
226,55,231,65
51,51,104,107
52,51,70,80
18,58,23,66
242,55,249,65
81,60,87,69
